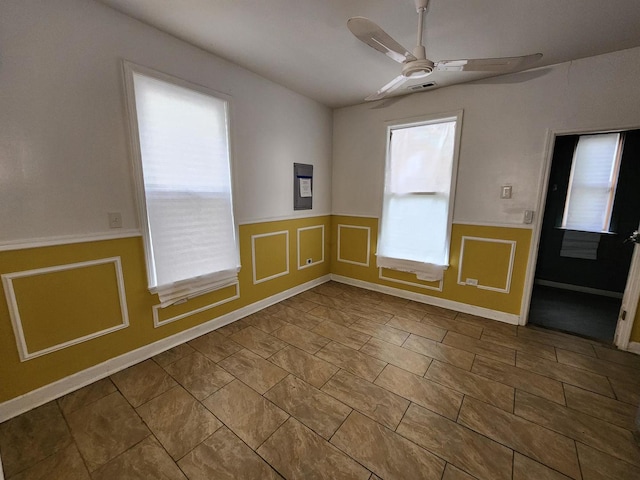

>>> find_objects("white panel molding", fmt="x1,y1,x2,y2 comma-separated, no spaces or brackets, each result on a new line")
0,274,331,423
251,230,290,284
337,224,371,267
331,274,519,325
1,258,130,362
152,282,240,328
378,268,443,292
296,225,325,270
0,230,142,252
331,213,379,219
457,236,516,294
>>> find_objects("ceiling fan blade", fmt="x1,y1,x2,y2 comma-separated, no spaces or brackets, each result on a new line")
435,53,542,72
365,75,410,101
348,17,416,64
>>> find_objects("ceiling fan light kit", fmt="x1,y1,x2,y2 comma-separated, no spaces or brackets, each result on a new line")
348,0,542,101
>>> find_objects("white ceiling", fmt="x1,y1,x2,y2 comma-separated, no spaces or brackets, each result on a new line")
99,0,640,108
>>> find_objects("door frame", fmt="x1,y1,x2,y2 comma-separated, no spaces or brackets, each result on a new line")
521,125,640,351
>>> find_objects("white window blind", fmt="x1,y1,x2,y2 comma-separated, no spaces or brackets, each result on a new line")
126,65,240,306
377,116,460,281
562,133,622,233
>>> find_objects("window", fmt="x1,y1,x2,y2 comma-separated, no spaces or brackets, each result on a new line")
124,62,240,306
562,133,623,233
377,113,462,281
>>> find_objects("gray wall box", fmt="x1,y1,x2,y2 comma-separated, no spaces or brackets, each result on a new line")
294,163,313,210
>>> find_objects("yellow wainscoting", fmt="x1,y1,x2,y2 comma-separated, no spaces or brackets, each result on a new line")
3,258,128,360
0,215,331,403
252,231,290,284
337,224,371,266
330,216,531,315
297,225,325,269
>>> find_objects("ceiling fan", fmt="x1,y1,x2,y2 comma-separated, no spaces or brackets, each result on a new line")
348,0,542,101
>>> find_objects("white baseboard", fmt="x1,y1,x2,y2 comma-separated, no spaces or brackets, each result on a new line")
627,342,640,355
330,274,520,325
0,275,331,423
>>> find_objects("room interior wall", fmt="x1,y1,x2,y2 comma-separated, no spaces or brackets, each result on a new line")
0,0,332,408
332,45,640,339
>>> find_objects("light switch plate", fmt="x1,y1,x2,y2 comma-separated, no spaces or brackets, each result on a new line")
500,185,512,199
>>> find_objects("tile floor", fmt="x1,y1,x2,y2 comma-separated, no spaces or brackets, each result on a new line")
1,281,640,479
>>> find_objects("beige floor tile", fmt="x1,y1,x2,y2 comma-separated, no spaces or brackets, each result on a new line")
9,444,90,480
516,352,614,397
378,306,426,322
57,378,117,416
514,390,640,467
272,323,331,353
66,392,149,471
593,345,640,369
425,360,515,412
609,376,640,405
280,295,319,312
308,305,364,326
313,321,371,349
270,305,323,330
91,436,186,480
397,403,513,480
268,345,339,388
458,396,581,479
348,318,410,346
188,331,243,362
321,369,409,430
215,318,250,336
179,427,282,480
136,386,221,460
243,311,288,333
577,442,640,480
481,330,557,361
164,351,234,400
218,348,288,394
442,464,476,480
420,314,483,339
564,384,637,430
374,365,462,420
402,334,475,370
516,327,596,356
407,301,458,319
472,356,565,404
443,332,515,365
230,325,287,358
386,316,447,341
331,411,445,480
343,301,394,324
456,312,518,336
556,348,639,381
316,341,386,381
203,379,288,449
152,343,196,367
311,282,347,298
360,337,432,375
257,418,371,480
265,375,351,439
110,359,177,407
513,453,572,480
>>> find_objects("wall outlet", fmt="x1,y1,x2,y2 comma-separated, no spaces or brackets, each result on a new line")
465,278,478,286
108,212,122,229
306,258,313,265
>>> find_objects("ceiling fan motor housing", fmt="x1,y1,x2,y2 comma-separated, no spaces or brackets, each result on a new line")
402,59,434,78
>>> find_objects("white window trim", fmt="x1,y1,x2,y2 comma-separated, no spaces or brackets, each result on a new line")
376,110,463,276
121,60,240,304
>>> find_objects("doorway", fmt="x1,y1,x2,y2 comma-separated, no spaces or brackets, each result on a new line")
529,129,640,343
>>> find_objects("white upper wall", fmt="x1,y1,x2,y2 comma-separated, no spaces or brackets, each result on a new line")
0,0,332,244
332,47,640,226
